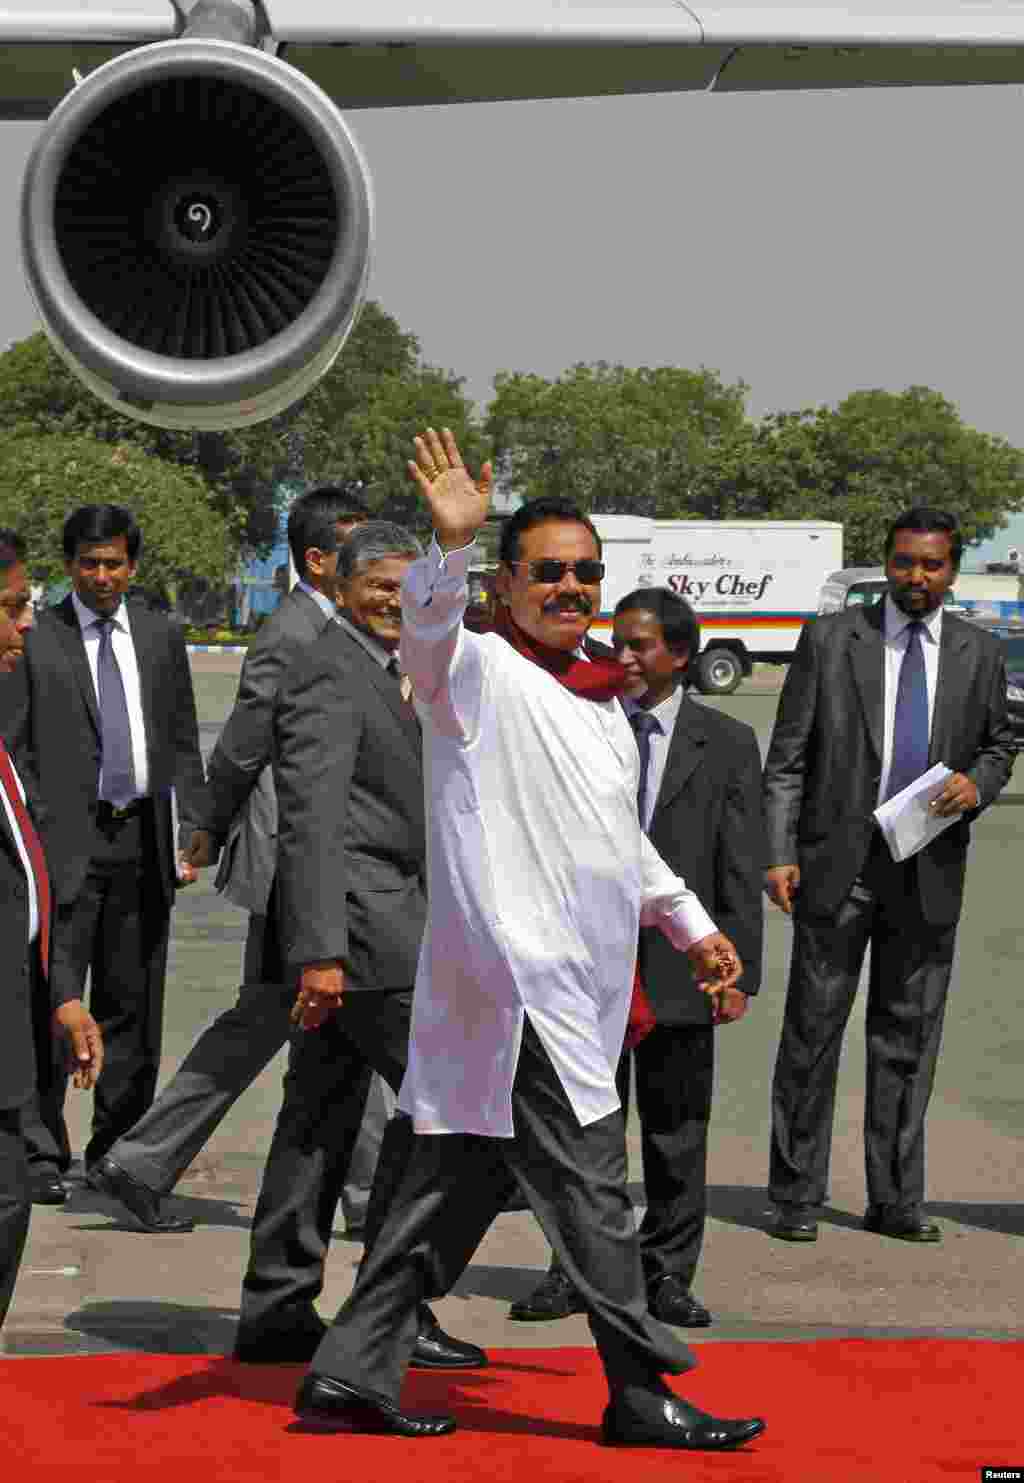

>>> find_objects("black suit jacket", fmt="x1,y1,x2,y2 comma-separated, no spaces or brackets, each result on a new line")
0,747,71,1109
5,594,206,906
763,601,1016,926
274,623,426,988
638,694,765,1025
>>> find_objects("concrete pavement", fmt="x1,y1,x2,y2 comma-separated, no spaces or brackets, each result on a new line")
4,656,1021,1357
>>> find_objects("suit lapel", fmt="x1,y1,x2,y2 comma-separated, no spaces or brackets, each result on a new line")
340,629,421,761
930,617,970,766
54,596,99,737
651,695,706,821
848,603,885,762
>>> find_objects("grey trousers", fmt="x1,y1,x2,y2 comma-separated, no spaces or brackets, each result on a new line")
313,1017,697,1402
0,1107,31,1329
770,843,956,1215
341,1075,397,1233
109,913,302,1193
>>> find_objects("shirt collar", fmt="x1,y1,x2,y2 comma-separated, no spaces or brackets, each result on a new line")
622,684,684,733
71,590,129,632
883,593,943,644
336,612,396,670
296,580,338,624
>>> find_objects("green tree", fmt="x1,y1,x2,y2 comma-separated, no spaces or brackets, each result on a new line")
0,302,480,546
0,434,239,597
485,362,749,517
689,388,1024,563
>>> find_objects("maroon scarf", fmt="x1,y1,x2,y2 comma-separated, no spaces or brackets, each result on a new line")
490,601,656,1047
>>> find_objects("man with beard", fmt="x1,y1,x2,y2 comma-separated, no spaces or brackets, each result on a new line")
288,433,765,1452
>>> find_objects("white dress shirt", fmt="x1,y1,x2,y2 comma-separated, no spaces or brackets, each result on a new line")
877,595,942,805
71,591,149,798
0,750,39,943
297,579,338,626
396,539,716,1139
625,685,685,833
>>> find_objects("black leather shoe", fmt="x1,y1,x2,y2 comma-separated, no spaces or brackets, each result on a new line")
769,1209,818,1242
648,1276,712,1328
31,1172,67,1206
603,1392,765,1450
234,1315,328,1364
87,1155,195,1233
295,1374,456,1437
409,1304,487,1369
863,1207,941,1242
508,1267,586,1322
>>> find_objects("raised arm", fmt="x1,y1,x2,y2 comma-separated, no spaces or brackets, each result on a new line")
399,428,494,741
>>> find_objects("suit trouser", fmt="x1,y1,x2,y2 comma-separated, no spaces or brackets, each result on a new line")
237,989,412,1334
0,1106,31,1328
312,1017,697,1401
340,1075,397,1233
769,841,956,1214
21,809,171,1173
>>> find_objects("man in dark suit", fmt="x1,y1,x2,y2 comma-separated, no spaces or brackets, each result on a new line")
763,506,1015,1244
0,528,102,1325
90,488,372,1232
510,587,763,1327
6,505,206,1205
233,520,482,1372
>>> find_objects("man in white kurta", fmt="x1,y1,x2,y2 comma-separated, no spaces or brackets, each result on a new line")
296,432,764,1452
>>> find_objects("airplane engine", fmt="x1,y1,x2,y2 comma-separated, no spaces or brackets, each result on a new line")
20,39,373,431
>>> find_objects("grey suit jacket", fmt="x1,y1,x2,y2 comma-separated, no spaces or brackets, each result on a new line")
204,586,333,915
763,601,1016,925
640,695,764,1024
274,623,426,988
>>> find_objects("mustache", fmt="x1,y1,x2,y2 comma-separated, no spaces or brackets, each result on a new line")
542,594,593,616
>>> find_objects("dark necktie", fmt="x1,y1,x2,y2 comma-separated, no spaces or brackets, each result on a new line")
885,620,929,800
0,742,51,977
96,618,137,809
630,709,661,827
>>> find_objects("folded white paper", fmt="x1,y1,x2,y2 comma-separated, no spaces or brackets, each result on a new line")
873,763,954,863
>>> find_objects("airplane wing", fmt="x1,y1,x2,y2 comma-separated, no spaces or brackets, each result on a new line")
6,2,1024,120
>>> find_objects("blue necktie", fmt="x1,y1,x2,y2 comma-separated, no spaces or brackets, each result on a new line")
630,709,660,827
96,618,137,809
885,620,929,800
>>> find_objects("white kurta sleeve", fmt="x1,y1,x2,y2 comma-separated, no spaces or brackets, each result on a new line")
638,832,717,950
400,537,487,742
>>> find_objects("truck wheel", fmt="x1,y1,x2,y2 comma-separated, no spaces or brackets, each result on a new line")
696,648,743,695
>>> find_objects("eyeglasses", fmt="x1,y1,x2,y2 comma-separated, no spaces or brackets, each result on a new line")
507,559,605,584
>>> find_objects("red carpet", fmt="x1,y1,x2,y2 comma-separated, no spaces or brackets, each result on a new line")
2,1341,1019,1482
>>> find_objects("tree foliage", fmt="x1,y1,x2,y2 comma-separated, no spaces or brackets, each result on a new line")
688,388,1024,563
0,434,239,594
485,362,748,517
0,302,482,550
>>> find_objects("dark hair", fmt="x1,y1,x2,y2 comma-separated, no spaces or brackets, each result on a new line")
614,587,701,674
63,505,141,562
498,496,602,567
0,527,26,575
287,485,371,577
884,506,963,568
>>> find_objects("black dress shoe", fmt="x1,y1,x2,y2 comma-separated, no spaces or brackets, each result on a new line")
295,1374,456,1437
648,1276,712,1328
769,1209,818,1242
234,1315,328,1364
31,1172,67,1206
603,1391,765,1450
409,1304,487,1369
87,1155,195,1233
508,1267,586,1322
863,1207,941,1242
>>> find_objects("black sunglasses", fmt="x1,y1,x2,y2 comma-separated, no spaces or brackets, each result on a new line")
507,559,605,584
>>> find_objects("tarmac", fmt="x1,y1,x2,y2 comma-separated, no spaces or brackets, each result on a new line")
3,656,1022,1359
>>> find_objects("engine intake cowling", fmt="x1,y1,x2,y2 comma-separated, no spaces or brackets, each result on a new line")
21,40,373,430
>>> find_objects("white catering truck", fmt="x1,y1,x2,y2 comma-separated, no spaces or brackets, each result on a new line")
589,516,843,694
